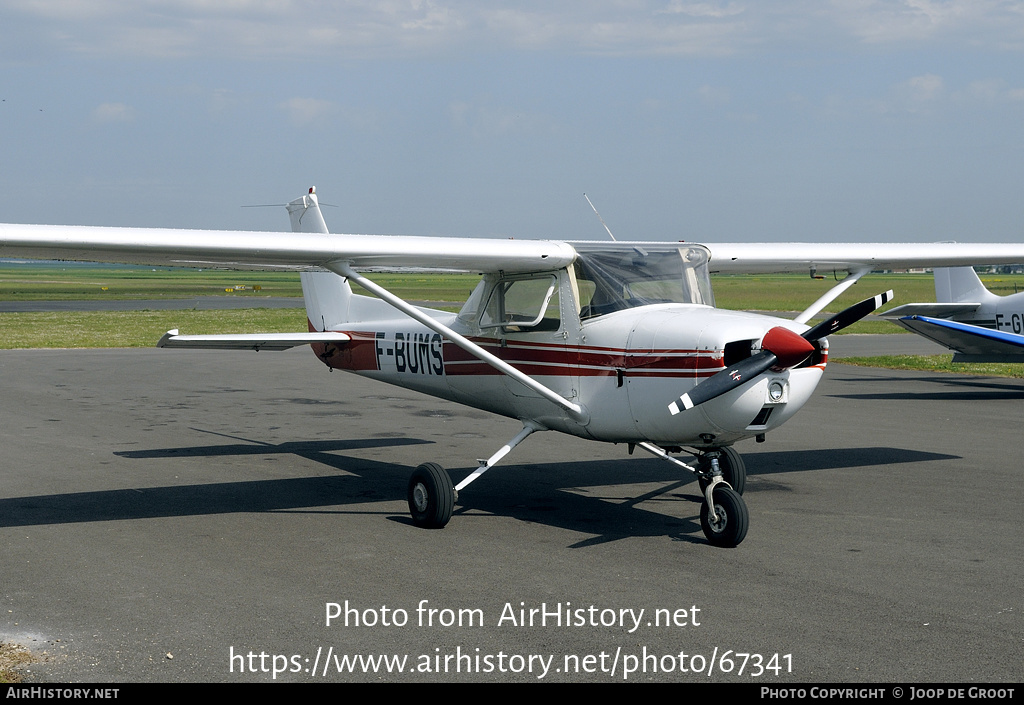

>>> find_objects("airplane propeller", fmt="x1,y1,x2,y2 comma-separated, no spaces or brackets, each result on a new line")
801,290,894,341
668,290,893,415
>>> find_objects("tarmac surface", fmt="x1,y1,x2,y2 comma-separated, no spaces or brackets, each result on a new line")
826,332,950,358
1,345,1020,683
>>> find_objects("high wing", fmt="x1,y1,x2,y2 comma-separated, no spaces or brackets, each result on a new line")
895,315,1024,361
699,243,1024,324
6,226,1024,275
0,224,576,274
703,243,1024,274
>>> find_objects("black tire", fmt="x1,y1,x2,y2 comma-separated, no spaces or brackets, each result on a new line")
698,446,746,495
699,486,749,548
407,463,455,529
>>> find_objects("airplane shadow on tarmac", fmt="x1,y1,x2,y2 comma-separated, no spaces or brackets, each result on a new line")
0,430,958,548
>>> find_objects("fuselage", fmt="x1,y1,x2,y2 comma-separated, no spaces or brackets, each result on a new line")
958,296,1024,333
301,243,828,448
309,300,826,448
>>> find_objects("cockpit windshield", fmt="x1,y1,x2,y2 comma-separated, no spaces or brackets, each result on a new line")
572,244,714,320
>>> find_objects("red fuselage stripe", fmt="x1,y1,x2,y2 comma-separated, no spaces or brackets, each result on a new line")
315,329,730,378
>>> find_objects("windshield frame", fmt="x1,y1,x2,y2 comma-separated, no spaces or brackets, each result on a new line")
570,243,714,320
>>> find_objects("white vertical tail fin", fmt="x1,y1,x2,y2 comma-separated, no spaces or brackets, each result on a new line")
934,267,1000,304
286,187,330,235
287,187,352,331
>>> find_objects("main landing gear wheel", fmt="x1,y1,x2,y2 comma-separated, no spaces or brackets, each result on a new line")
700,486,749,548
698,446,746,495
407,462,455,529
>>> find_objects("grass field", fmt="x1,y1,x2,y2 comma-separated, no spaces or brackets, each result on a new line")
3,262,1024,378
0,262,484,303
10,262,1024,307
0,308,307,349
838,355,1024,378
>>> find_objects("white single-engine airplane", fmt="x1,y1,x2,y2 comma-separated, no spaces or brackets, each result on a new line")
5,189,1024,547
885,267,1024,362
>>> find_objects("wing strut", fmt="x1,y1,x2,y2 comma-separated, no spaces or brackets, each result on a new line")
326,261,586,420
794,267,870,324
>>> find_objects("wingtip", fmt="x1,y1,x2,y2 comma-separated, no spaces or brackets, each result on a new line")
156,329,179,348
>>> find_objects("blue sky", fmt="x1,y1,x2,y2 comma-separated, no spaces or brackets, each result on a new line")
2,1,1024,242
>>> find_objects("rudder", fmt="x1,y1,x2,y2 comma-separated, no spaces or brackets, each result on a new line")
287,187,353,331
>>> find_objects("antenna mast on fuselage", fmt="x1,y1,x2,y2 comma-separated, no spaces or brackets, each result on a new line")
583,193,617,241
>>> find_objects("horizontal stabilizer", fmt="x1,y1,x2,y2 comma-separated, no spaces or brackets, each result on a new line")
883,302,980,318
895,316,1024,357
157,329,350,351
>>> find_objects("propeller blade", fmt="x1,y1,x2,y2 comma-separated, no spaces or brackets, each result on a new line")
802,290,894,341
669,350,776,415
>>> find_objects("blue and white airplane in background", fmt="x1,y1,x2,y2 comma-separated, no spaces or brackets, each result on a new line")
885,267,1024,362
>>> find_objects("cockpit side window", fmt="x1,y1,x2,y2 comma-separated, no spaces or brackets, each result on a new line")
479,274,561,332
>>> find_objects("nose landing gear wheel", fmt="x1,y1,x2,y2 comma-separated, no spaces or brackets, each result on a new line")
697,446,746,495
700,486,748,547
408,462,455,529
